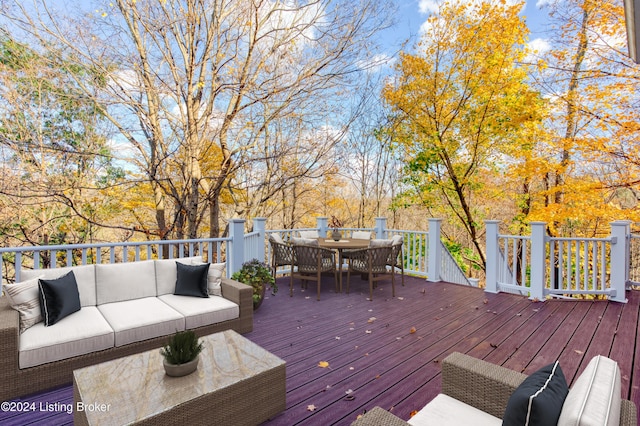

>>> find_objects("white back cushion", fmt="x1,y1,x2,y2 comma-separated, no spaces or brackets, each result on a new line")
299,230,319,238
95,260,156,304
557,355,621,426
154,256,203,296
352,231,372,240
21,264,97,307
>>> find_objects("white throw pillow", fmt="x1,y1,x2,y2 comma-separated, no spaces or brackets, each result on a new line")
5,276,44,333
192,260,225,296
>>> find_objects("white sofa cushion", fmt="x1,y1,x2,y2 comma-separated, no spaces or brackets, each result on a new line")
557,355,621,426
154,256,203,296
95,261,156,304
98,297,185,346
21,264,97,307
158,294,239,329
408,394,501,426
19,306,114,368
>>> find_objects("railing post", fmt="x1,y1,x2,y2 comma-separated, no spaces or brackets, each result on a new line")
485,220,500,293
317,217,328,237
529,222,547,301
375,217,387,239
427,218,442,282
253,217,267,264
228,218,245,277
610,220,630,303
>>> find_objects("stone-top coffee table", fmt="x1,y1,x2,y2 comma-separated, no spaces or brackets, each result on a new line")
73,330,286,426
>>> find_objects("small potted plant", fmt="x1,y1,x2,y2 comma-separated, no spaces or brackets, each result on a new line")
329,215,343,241
160,330,204,377
231,259,277,310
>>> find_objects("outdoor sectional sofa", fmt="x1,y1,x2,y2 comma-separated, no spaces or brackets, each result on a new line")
352,352,637,426
0,256,253,402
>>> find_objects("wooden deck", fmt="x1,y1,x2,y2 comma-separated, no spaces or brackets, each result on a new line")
2,274,640,425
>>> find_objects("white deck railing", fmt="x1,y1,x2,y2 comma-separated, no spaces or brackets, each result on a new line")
486,220,631,303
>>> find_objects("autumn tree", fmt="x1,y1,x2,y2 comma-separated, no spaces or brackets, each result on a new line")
0,34,122,258
383,0,542,270
522,0,640,236
1,0,394,239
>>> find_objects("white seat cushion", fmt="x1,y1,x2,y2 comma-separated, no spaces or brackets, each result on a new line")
408,394,502,426
21,264,97,307
98,297,185,346
154,256,203,296
19,306,114,368
557,355,621,426
158,294,239,329
96,261,157,304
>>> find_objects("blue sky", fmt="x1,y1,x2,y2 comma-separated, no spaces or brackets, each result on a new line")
381,0,551,55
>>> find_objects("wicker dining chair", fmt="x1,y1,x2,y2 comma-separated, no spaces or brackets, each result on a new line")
387,235,405,286
346,245,395,301
290,244,338,301
268,235,294,278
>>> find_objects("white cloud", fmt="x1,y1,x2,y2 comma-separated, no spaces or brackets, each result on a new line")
525,37,552,61
418,0,440,15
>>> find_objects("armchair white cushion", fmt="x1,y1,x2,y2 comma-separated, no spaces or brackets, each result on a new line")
558,355,621,426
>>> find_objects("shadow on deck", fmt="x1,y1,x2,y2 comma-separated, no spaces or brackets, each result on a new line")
248,273,640,425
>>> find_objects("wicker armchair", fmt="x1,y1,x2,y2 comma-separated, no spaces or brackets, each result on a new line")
346,245,395,300
268,235,294,278
387,236,405,286
290,244,338,301
351,352,638,426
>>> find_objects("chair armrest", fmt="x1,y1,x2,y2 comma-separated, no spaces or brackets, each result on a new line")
349,406,409,426
620,400,638,426
220,278,252,305
441,352,527,419
0,296,20,369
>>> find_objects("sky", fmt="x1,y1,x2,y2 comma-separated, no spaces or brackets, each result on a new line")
380,0,552,56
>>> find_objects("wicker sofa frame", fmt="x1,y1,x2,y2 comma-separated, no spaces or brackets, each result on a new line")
352,351,638,426
0,278,253,402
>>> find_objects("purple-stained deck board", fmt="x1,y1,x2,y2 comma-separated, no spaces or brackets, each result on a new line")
2,276,640,426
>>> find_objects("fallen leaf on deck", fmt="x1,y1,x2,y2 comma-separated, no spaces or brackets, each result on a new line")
574,349,584,355
365,330,372,334
349,366,355,370
368,317,377,323
346,389,354,395
483,299,489,304
349,327,355,331
490,343,498,348
410,410,419,417
368,309,373,312
409,326,417,334
398,297,404,300
307,405,316,412
305,296,310,299
396,337,402,340
318,361,330,368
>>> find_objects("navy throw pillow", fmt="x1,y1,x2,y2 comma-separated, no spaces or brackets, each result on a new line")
38,271,81,326
502,361,569,426
175,262,210,298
